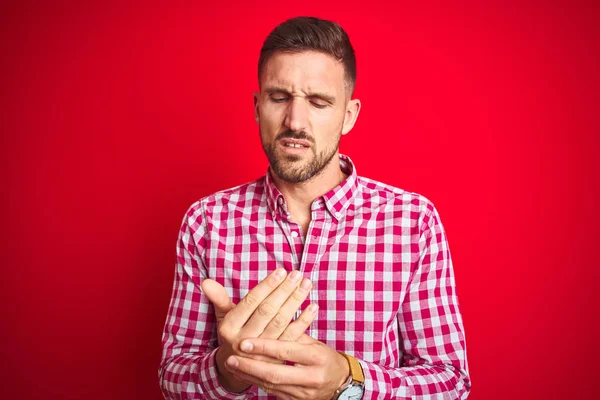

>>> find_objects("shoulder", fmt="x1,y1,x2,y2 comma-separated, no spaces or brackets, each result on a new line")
182,177,267,226
356,175,438,229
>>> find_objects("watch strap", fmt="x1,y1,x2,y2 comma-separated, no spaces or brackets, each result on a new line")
340,352,365,384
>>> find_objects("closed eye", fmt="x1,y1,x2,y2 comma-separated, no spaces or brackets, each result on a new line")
268,95,329,108
310,101,328,109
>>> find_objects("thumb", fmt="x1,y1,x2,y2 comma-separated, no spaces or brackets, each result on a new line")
201,279,235,323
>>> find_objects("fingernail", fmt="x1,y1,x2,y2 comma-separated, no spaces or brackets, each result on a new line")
275,268,287,279
308,304,319,313
290,270,301,281
240,341,253,352
300,278,311,290
226,356,239,369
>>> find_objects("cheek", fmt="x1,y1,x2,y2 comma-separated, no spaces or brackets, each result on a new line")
259,105,284,131
312,109,345,136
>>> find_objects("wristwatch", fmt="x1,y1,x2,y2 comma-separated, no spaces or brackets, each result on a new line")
333,352,365,400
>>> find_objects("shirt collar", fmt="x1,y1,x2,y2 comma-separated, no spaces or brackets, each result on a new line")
264,153,359,221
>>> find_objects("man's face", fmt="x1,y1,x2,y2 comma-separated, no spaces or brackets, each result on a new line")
255,51,349,183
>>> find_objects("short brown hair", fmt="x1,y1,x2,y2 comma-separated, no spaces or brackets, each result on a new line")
258,16,357,95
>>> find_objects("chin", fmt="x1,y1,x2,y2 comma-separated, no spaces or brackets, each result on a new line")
279,153,304,163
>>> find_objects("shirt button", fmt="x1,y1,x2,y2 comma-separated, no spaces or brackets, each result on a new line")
291,231,299,238
278,197,284,205
271,211,276,218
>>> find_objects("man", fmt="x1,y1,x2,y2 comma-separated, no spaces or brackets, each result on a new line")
159,16,470,399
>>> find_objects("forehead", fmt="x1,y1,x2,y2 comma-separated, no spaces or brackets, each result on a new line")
261,51,345,94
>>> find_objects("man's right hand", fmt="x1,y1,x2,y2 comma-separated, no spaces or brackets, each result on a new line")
201,268,317,393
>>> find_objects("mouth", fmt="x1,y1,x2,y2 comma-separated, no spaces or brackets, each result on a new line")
279,138,311,154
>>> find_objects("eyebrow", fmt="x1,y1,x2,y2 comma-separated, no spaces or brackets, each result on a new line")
264,86,336,104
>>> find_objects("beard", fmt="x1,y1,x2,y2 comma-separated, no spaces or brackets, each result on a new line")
262,129,341,183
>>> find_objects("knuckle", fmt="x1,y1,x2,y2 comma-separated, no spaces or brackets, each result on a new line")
265,371,282,385
280,325,300,341
243,293,260,308
311,373,326,387
267,275,281,289
217,325,232,342
282,278,299,293
277,346,293,361
257,302,276,318
270,313,288,329
291,288,308,302
261,381,274,394
299,311,315,324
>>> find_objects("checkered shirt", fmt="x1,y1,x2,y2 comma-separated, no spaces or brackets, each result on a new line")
159,154,471,399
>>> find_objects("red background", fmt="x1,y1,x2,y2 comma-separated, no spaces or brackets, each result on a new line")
2,1,599,399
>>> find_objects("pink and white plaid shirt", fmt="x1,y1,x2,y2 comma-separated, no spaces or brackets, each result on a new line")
159,154,470,399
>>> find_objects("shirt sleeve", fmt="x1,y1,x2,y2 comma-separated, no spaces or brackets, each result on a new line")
359,204,471,399
158,203,252,399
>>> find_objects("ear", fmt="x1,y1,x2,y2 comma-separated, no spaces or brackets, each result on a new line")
341,98,361,135
253,91,260,124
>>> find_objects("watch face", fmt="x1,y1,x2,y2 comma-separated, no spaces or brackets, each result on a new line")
338,385,364,400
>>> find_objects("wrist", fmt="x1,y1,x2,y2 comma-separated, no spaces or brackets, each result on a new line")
215,346,250,393
336,352,351,388
329,352,351,400
332,352,365,400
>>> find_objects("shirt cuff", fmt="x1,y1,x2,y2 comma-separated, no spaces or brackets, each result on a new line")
358,359,412,400
196,347,252,400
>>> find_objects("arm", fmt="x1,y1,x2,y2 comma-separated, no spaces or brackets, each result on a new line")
159,203,318,399
360,204,470,399
225,205,471,399
158,203,248,399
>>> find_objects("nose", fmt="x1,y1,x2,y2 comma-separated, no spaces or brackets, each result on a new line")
284,97,308,133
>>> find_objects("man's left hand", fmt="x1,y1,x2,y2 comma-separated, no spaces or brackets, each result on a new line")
223,336,350,400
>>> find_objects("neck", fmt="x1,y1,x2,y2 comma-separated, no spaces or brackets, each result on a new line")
270,153,347,222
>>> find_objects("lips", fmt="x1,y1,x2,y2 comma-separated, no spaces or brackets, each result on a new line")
280,138,311,148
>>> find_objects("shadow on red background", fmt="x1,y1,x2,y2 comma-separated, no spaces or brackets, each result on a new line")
1,1,599,399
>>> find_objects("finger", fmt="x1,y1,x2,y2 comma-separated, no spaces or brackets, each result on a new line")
223,268,288,331
225,355,313,387
298,333,317,344
260,278,313,339
238,338,318,365
226,368,298,399
278,303,318,341
201,279,235,322
243,353,285,365
241,270,304,336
